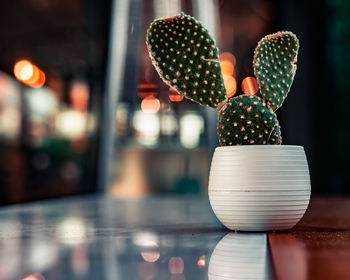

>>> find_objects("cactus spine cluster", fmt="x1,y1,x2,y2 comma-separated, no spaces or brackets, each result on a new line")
146,13,299,146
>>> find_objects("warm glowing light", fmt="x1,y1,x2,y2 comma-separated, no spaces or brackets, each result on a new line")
138,91,157,98
197,255,206,268
31,70,46,88
14,60,34,81
220,60,234,76
223,75,237,97
13,60,46,88
220,52,236,65
168,257,184,275
141,241,160,263
22,273,45,280
168,87,184,102
141,251,160,263
141,96,160,113
242,76,259,95
169,94,184,102
70,81,89,112
55,110,87,139
25,65,39,84
138,83,157,89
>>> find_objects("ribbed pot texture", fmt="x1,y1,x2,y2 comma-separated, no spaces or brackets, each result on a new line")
208,145,311,231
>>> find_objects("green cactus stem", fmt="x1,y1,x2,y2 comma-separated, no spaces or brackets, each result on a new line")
217,95,282,146
253,31,299,111
146,13,227,108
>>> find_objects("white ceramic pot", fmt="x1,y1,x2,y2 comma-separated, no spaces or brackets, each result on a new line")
208,145,311,231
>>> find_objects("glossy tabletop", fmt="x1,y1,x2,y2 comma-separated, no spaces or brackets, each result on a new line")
0,195,349,280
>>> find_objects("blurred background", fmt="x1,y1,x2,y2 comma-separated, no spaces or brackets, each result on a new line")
0,0,349,205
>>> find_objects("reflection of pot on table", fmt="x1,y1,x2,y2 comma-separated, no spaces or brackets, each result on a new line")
208,233,271,280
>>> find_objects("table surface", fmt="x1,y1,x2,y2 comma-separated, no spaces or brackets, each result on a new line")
0,195,349,280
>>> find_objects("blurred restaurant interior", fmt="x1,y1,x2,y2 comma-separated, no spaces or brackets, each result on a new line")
0,0,349,206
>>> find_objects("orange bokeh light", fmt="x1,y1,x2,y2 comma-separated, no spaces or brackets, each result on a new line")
14,60,33,81
197,255,206,268
169,90,184,102
25,65,40,84
220,52,236,65
223,75,237,98
70,82,89,111
220,60,234,76
31,70,46,88
141,96,160,113
138,83,157,89
242,76,259,95
13,60,46,88
139,91,157,99
169,95,184,102
22,273,45,280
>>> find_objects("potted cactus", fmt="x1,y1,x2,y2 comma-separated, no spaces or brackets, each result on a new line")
146,13,311,231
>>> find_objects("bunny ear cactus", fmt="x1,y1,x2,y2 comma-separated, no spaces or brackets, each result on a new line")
253,31,299,111
146,13,299,146
146,13,227,108
218,95,282,145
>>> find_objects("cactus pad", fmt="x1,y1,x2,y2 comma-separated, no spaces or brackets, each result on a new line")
146,13,227,108
217,95,282,146
253,31,299,111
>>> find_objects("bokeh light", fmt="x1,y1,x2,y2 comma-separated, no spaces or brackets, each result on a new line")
220,60,234,76
24,64,39,84
169,95,184,102
242,76,259,95
22,273,45,280
180,113,204,148
14,60,33,81
169,87,184,101
139,91,157,99
197,255,206,268
133,111,160,146
138,83,158,98
70,81,89,112
223,75,237,98
56,217,87,245
138,83,157,89
168,257,184,275
31,70,46,88
140,241,160,263
141,96,160,113
220,52,237,65
55,110,88,139
160,112,178,136
13,60,46,88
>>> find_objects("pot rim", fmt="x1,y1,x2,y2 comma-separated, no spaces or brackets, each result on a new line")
215,145,304,152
